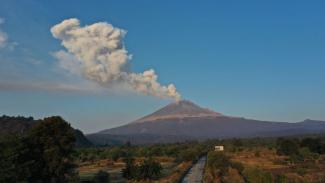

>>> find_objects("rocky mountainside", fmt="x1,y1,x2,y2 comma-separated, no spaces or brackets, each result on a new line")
90,100,325,145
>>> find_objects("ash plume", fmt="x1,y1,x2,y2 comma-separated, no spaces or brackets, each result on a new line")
51,18,181,101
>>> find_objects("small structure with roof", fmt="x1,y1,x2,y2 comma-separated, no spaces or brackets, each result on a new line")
215,145,224,151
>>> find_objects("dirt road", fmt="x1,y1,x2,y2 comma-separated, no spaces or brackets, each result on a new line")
182,156,207,183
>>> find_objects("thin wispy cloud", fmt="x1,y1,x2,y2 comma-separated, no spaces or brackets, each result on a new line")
0,18,8,48
0,80,105,94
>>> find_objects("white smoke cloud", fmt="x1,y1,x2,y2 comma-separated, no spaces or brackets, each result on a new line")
51,18,181,101
0,18,8,48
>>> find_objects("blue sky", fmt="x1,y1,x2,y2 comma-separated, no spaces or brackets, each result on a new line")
0,0,324,133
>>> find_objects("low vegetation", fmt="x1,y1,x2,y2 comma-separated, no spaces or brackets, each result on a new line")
203,137,325,183
1,115,325,182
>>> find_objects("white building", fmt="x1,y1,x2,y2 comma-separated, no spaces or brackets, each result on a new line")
215,146,224,151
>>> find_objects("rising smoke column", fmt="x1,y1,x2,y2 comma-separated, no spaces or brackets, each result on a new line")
51,18,181,101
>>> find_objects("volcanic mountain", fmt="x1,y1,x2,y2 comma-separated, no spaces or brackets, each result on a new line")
88,100,325,145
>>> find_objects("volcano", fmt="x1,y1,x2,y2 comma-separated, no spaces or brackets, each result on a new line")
87,100,325,145
134,100,222,123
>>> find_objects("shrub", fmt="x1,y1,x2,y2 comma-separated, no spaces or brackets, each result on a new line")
243,167,274,183
122,156,137,180
276,138,299,156
254,150,261,157
207,152,230,176
137,158,162,180
230,162,244,173
300,138,323,154
122,157,162,180
93,170,110,183
296,168,306,176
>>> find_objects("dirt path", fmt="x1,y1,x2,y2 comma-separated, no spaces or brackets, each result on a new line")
182,156,207,183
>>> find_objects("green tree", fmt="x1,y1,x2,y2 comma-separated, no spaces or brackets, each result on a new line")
276,138,299,156
137,158,162,180
300,138,323,154
27,116,77,182
0,135,35,182
122,156,137,179
0,116,77,183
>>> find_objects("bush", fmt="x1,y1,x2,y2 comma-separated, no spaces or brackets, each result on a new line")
300,138,324,154
137,158,162,180
122,157,162,180
93,170,110,183
230,162,244,173
207,152,230,176
296,168,306,176
254,150,261,157
122,156,137,180
274,174,288,183
276,138,299,156
243,167,274,183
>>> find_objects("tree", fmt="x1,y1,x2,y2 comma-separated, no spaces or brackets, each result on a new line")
122,156,137,180
0,116,77,183
137,158,162,180
276,138,299,156
300,138,323,154
0,135,35,182
27,116,77,182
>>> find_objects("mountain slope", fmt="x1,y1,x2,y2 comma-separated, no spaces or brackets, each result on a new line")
93,100,325,145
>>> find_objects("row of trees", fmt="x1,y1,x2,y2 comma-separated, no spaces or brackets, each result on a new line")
75,140,211,163
0,117,77,183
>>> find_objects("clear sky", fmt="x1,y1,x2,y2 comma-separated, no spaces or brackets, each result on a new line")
0,0,324,133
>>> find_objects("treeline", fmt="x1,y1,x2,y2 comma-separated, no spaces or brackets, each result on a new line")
75,141,212,163
0,116,78,183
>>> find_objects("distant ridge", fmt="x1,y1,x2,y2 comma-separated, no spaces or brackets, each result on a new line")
91,100,325,145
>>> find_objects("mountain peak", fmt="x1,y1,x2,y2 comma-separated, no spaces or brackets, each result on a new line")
134,100,222,123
